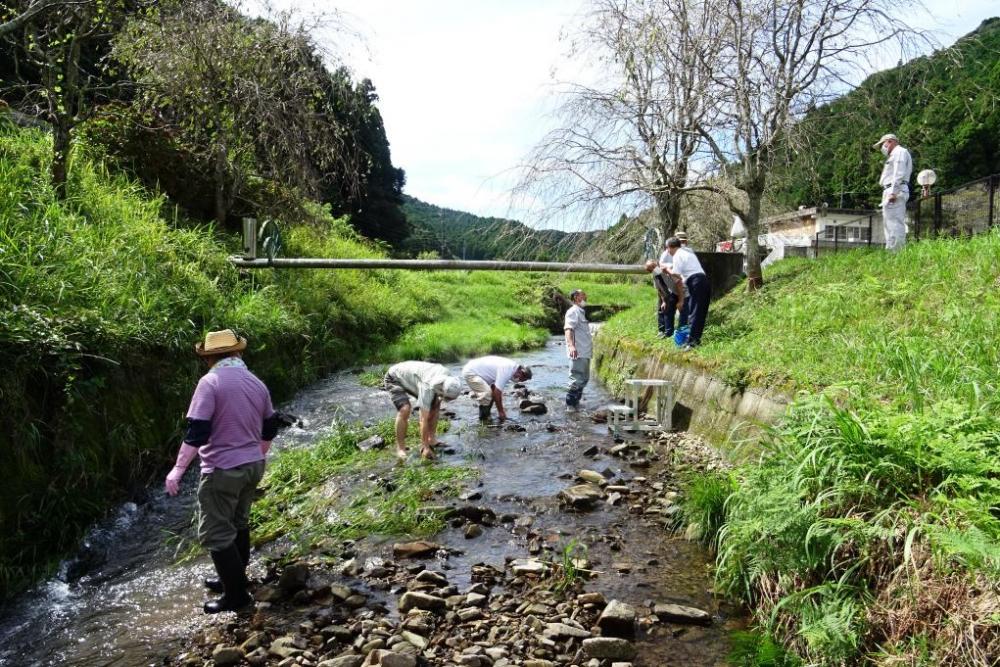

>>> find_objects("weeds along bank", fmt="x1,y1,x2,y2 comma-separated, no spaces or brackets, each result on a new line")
0,127,644,597
597,235,1000,665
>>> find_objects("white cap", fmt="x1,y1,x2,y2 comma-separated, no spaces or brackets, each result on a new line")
872,133,898,148
432,375,461,400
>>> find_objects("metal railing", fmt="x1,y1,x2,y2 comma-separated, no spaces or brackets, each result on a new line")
912,174,999,239
813,173,1000,256
812,212,876,257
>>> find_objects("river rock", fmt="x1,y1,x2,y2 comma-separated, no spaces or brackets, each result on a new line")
398,591,447,613
543,622,592,639
356,435,385,451
464,524,484,539
400,630,429,650
559,484,604,509
363,649,416,667
653,603,712,625
318,655,364,667
576,469,608,486
581,637,637,661
451,505,497,524
510,558,549,575
597,600,636,638
415,569,448,586
269,636,306,659
392,541,439,559
521,403,548,415
278,562,310,592
212,646,245,667
523,661,555,667
590,408,609,423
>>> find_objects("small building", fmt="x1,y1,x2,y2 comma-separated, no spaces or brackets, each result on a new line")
762,206,884,264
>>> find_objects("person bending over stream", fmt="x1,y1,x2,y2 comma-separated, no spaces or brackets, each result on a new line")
462,355,532,422
382,361,461,460
164,329,281,614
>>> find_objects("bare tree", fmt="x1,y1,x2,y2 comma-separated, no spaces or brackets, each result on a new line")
695,0,929,288
114,0,363,226
515,0,720,242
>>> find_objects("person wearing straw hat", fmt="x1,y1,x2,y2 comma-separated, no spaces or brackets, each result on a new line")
164,329,280,614
873,133,913,252
383,361,462,460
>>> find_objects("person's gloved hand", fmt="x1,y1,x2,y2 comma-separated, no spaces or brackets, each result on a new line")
165,443,199,497
165,466,186,496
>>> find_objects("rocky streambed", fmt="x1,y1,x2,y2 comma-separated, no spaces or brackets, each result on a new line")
0,338,738,667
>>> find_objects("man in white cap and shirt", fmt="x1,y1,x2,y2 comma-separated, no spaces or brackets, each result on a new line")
664,237,711,348
462,355,532,422
383,361,461,460
873,133,913,252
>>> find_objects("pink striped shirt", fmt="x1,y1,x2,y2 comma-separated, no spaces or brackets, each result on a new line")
186,364,274,473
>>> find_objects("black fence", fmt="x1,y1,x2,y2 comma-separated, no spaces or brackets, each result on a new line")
813,173,1000,256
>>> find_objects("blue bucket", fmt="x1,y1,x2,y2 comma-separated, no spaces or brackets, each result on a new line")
673,325,690,347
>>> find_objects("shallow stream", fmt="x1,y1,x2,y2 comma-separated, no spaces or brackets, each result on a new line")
0,337,735,666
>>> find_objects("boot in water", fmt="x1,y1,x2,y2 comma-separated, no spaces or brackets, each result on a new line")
204,542,253,614
205,528,250,594
478,404,492,422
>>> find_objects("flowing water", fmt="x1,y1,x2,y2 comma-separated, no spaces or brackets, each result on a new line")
0,337,736,666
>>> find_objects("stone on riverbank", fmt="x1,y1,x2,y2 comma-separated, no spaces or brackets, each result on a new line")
362,649,416,667
653,602,712,625
318,656,364,667
559,484,604,509
597,600,637,638
356,435,385,451
581,637,637,661
212,646,245,667
392,541,439,559
398,591,447,613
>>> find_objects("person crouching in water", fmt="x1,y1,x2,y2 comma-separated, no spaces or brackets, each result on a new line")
165,329,281,614
462,355,532,422
383,361,462,460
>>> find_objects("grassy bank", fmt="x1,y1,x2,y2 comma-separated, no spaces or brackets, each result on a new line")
0,126,644,597
603,234,1000,404
597,235,1000,665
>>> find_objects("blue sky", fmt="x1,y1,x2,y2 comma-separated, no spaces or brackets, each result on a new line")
304,0,997,226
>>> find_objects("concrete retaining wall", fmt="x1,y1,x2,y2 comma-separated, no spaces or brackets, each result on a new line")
694,251,745,297
593,334,789,450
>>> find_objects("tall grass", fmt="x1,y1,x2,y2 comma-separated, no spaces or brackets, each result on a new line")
688,392,1000,666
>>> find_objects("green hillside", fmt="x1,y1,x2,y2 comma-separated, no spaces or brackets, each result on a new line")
772,17,1000,209
401,195,600,260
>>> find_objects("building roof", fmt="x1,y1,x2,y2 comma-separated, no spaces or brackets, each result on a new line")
765,207,877,227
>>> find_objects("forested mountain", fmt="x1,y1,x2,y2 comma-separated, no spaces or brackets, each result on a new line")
771,17,1000,209
401,196,600,261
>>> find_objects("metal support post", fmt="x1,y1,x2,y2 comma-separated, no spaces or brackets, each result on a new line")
242,218,258,260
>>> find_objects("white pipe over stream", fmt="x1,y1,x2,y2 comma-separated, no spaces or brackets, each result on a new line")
229,257,648,274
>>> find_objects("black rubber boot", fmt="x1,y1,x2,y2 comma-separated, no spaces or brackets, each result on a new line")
204,542,253,614
478,404,492,422
204,528,250,594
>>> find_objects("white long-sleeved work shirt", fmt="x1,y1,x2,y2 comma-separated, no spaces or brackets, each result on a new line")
879,145,913,196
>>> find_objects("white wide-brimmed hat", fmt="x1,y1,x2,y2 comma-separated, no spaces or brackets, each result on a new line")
872,133,898,148
195,329,247,356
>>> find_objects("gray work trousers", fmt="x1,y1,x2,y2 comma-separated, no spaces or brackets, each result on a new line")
566,357,591,406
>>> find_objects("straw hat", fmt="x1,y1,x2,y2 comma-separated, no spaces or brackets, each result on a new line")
195,329,247,356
